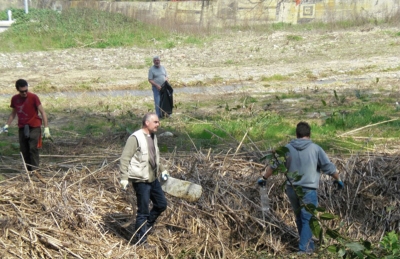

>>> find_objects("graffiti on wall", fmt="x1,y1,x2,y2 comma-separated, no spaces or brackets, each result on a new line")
276,0,324,23
1,0,393,28
299,4,315,18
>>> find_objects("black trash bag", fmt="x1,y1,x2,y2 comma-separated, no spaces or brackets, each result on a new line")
159,81,173,118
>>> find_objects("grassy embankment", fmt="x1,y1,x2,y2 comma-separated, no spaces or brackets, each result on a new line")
0,8,399,161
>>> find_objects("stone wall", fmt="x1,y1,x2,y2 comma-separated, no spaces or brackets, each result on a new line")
1,0,399,27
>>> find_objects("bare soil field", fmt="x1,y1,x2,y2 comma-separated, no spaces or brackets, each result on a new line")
0,26,399,95
0,26,399,259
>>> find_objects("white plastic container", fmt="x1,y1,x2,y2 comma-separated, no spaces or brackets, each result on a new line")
260,186,270,212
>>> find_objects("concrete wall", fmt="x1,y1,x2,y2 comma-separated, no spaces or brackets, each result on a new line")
1,0,399,27
0,0,62,10
0,0,21,10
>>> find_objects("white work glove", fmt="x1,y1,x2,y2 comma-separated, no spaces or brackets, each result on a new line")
43,127,51,138
1,124,8,133
161,171,169,181
120,179,129,190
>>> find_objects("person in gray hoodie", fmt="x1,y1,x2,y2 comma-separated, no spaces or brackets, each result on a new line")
258,121,344,254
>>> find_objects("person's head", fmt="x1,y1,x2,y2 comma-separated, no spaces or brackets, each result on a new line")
15,79,29,97
296,121,311,138
153,56,161,67
142,112,160,134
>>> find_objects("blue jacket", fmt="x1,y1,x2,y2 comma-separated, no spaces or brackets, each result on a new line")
285,138,336,189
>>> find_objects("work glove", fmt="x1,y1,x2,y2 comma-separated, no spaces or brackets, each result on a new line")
334,180,344,190
161,171,169,181
1,124,8,133
43,127,51,138
120,179,129,190
257,177,267,187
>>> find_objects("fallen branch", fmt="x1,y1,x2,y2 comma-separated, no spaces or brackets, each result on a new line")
338,118,399,137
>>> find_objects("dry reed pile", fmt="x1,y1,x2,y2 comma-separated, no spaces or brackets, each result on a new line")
0,149,399,258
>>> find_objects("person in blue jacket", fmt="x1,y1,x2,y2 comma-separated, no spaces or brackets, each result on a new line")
258,121,344,254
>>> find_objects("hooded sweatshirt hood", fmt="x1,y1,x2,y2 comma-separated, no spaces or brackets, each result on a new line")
288,138,312,151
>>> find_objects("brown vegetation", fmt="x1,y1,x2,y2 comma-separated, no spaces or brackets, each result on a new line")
0,134,398,258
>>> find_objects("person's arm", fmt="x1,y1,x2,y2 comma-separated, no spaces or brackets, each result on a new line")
331,172,340,181
6,108,17,125
38,104,52,138
37,104,48,127
149,79,162,91
257,165,274,187
159,162,167,174
164,66,168,81
120,136,137,181
262,165,274,180
331,171,344,189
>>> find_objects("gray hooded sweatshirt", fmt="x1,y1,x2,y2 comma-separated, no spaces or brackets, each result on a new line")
285,138,336,189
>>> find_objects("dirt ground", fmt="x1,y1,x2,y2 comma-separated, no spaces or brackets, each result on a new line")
0,26,400,95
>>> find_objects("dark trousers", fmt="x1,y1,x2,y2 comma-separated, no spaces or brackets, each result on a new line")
18,126,41,171
132,179,167,243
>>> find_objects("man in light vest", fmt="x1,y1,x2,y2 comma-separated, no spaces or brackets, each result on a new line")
119,112,168,247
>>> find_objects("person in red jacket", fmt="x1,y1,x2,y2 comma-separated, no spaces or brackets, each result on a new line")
2,79,51,172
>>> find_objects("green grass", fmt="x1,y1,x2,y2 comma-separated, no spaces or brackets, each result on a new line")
286,34,302,41
261,74,289,82
224,60,235,65
0,8,205,52
380,65,400,72
3,7,398,53
156,88,400,153
325,103,397,131
0,132,20,156
1,86,398,157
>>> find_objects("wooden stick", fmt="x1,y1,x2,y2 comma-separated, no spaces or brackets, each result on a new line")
204,129,223,140
338,118,398,137
203,228,209,259
19,152,35,189
39,155,119,158
184,130,199,153
67,157,120,188
234,130,248,155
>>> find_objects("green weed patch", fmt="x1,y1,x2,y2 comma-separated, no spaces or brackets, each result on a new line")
0,8,200,52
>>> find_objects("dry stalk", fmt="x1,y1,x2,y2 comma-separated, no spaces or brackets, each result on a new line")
0,143,398,258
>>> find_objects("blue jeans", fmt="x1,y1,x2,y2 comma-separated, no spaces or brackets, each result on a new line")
286,185,318,253
132,179,167,243
152,86,161,117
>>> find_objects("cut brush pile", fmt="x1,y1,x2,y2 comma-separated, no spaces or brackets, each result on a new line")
0,149,399,258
